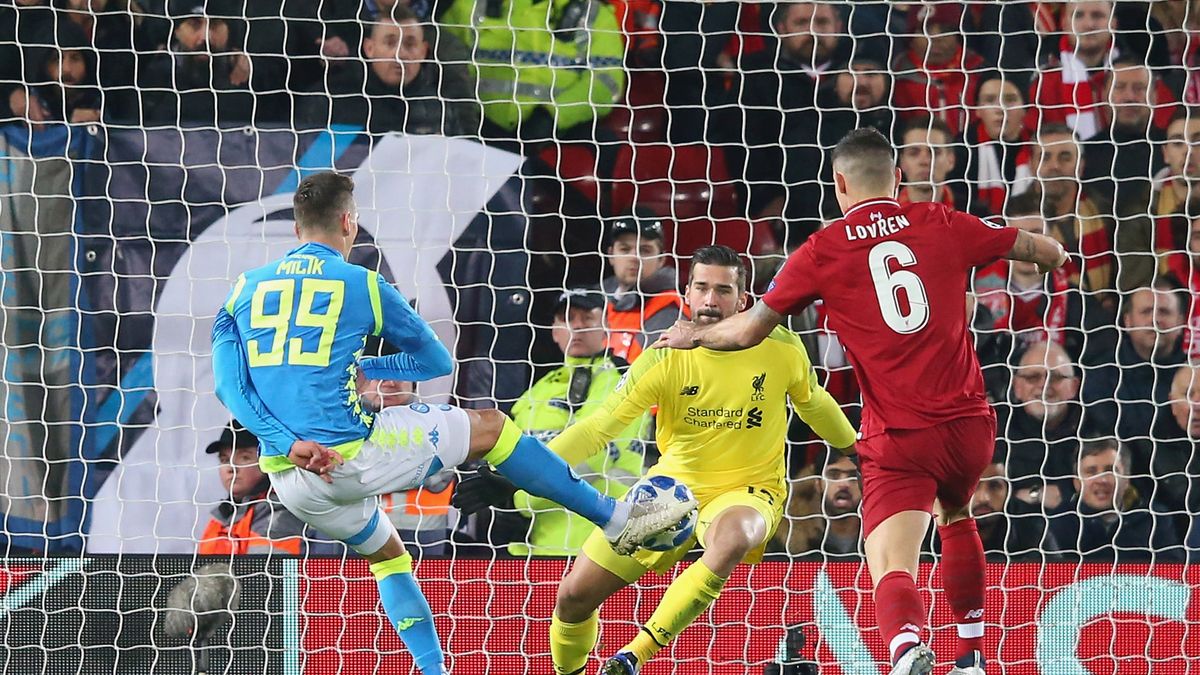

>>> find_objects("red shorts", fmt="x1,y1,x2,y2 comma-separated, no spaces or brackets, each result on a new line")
858,413,996,539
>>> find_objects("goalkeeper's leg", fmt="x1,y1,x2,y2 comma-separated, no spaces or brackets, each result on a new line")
604,505,768,674
551,553,634,675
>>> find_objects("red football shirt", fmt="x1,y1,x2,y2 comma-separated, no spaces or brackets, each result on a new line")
762,198,1018,438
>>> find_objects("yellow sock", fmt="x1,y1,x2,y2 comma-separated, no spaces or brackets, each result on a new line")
626,561,727,664
550,611,598,675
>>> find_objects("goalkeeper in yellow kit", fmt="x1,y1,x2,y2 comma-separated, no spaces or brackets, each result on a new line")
547,245,858,675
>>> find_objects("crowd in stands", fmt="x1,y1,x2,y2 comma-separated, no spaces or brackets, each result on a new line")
6,0,1200,562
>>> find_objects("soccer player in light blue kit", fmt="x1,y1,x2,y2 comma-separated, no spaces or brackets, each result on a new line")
210,172,695,674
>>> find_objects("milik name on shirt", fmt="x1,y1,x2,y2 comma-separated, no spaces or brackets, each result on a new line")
845,214,912,241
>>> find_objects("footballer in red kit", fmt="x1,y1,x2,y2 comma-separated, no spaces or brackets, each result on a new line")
657,129,1067,675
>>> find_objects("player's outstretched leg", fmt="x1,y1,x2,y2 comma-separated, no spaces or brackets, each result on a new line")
865,510,936,675
368,548,446,674
464,409,697,553
936,503,987,675
601,505,767,674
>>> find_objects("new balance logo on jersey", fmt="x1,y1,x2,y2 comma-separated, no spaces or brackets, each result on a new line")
965,608,984,620
679,385,700,396
747,407,763,428
751,372,766,401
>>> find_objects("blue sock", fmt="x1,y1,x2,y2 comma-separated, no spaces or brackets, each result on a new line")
486,422,617,528
370,555,445,675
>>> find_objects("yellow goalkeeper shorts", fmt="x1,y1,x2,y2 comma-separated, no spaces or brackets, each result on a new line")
581,483,784,584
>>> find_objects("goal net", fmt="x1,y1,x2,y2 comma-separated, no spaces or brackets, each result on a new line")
1,1,1197,673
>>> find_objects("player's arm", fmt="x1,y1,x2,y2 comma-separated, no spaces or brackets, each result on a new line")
358,272,453,382
548,351,668,465
211,308,301,454
773,328,857,454
655,301,783,352
1007,229,1068,274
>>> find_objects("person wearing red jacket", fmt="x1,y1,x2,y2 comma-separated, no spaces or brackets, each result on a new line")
892,4,987,138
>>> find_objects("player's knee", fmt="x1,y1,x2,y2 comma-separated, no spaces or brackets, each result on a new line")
705,512,766,560
554,577,601,622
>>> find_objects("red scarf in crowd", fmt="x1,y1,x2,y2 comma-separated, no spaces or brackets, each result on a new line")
974,260,1072,347
969,121,1033,215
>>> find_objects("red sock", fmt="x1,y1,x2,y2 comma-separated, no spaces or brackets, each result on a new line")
874,569,925,664
938,519,986,660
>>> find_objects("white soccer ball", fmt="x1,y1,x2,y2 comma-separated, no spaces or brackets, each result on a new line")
624,475,698,551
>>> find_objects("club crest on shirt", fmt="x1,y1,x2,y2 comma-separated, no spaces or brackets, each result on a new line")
751,372,766,401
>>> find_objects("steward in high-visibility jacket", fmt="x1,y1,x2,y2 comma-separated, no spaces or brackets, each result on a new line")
507,289,645,555
602,213,688,363
441,0,626,133
198,423,311,556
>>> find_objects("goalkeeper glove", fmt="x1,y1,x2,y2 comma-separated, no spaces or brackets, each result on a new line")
451,464,518,515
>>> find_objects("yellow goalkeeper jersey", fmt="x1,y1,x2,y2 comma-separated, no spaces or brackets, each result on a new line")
549,326,857,499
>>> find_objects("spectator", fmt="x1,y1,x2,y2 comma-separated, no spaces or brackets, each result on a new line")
1084,59,1166,203
1153,109,1200,274
996,340,1097,511
972,192,1115,388
779,448,861,558
504,290,644,556
968,456,1059,560
1163,364,1200,553
126,2,287,126
8,21,100,126
896,116,961,207
738,1,847,226
1029,1,1176,140
819,57,895,148
1028,123,1116,301
891,3,987,137
1084,281,1187,447
1027,1,1114,140
958,73,1032,216
56,0,155,95
0,0,57,105
299,7,479,136
1084,60,1170,290
602,211,687,363
1164,204,1200,359
1048,439,1183,562
657,1,744,144
778,56,895,227
198,422,323,555
441,0,624,141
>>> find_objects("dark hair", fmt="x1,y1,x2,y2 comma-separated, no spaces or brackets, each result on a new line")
1107,55,1153,82
831,128,896,190
1035,122,1076,143
1169,106,1198,126
294,172,355,232
1120,277,1188,320
689,245,747,293
371,3,420,37
1074,438,1127,476
1003,190,1043,219
899,115,954,144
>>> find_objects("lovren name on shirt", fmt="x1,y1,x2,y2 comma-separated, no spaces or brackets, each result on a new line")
845,213,912,241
